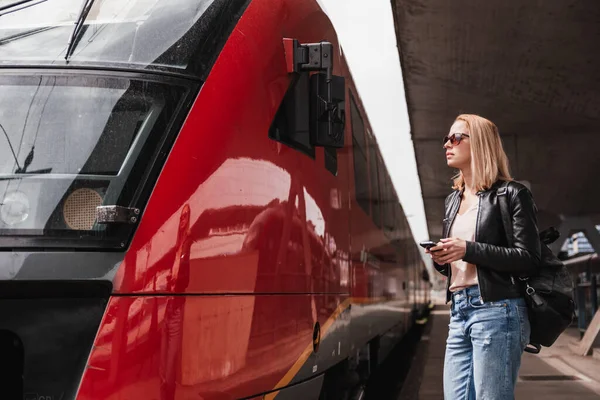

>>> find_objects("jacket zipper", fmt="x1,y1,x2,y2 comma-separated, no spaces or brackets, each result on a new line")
474,192,484,302
445,192,461,301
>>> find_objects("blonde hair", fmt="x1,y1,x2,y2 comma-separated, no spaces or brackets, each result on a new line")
452,114,512,192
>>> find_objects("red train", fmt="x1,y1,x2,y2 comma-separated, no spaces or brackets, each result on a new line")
0,0,429,399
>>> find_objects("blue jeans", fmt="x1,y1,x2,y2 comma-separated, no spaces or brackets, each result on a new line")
444,285,530,400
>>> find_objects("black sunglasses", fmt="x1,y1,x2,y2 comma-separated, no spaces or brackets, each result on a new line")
443,132,470,145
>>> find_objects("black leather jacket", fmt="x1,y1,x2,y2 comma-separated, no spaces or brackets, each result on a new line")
434,180,541,303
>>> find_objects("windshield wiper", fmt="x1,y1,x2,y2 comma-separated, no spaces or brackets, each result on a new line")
0,26,57,45
14,145,34,173
0,121,22,172
0,0,47,17
64,0,96,61
0,123,50,175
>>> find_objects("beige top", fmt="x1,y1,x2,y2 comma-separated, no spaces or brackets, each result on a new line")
449,202,479,292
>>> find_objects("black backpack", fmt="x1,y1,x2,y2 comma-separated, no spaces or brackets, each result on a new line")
497,182,575,354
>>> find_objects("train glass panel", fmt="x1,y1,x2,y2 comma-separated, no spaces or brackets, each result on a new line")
0,0,248,77
0,73,190,248
367,131,381,229
350,93,370,215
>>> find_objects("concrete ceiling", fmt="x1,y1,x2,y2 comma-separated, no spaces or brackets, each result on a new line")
391,0,600,239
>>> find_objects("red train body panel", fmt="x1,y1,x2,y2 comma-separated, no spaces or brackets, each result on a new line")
0,0,429,399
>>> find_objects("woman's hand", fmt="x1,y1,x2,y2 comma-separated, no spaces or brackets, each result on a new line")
428,238,467,265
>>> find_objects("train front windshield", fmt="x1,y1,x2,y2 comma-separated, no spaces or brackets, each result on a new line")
0,74,188,248
0,0,219,73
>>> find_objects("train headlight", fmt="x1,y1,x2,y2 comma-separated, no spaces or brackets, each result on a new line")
0,191,30,226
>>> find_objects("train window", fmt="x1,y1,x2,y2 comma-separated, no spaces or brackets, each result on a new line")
400,208,410,243
350,94,370,214
382,170,394,234
391,191,398,233
395,202,403,242
367,131,381,228
0,0,249,78
269,73,316,158
391,182,398,232
377,155,388,230
390,197,397,234
0,73,190,248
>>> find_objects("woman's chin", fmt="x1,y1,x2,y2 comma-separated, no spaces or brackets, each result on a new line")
447,159,465,169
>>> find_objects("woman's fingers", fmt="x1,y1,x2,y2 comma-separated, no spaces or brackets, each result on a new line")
431,244,452,254
429,238,466,264
430,240,448,252
432,249,461,264
432,239,454,253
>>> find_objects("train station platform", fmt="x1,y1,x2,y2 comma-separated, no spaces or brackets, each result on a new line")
398,305,600,399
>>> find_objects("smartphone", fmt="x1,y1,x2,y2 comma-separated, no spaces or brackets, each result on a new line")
419,240,438,250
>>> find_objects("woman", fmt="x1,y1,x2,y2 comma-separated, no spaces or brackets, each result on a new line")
425,114,540,399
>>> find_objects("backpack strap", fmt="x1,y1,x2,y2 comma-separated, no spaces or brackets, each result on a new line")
497,181,520,285
498,181,534,287
497,181,513,247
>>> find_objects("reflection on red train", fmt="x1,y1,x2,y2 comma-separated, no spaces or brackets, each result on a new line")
0,0,429,399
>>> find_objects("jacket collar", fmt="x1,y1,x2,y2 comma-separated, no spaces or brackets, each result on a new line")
444,191,462,238
444,180,504,238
